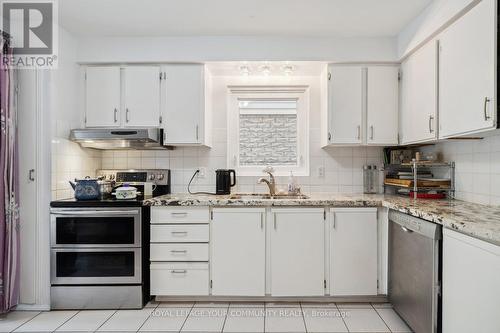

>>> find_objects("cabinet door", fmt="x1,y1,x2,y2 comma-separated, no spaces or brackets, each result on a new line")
366,66,399,145
328,66,363,144
85,67,121,127
438,0,497,138
330,208,378,296
443,229,500,333
123,66,161,127
400,41,438,144
271,209,325,296
163,64,204,144
211,208,266,296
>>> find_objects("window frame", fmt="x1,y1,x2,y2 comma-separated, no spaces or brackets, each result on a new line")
227,86,310,177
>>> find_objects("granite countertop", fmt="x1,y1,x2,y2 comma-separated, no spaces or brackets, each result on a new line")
143,193,500,246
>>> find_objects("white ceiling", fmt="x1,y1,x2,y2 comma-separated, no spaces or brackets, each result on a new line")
59,0,433,38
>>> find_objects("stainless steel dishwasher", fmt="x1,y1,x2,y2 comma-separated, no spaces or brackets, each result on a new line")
388,210,442,333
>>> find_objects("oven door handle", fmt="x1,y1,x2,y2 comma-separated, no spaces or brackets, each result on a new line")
51,210,140,216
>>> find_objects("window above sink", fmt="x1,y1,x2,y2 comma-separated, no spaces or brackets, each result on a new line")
227,86,310,176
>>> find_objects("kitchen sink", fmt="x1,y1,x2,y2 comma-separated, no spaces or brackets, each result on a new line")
229,193,309,200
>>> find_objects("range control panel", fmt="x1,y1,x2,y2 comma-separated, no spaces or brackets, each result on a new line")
97,169,170,186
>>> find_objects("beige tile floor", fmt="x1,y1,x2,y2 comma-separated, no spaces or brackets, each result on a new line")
0,302,412,333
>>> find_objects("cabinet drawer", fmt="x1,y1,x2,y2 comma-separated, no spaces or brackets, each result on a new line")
150,225,209,243
151,207,209,224
150,262,209,296
150,243,209,261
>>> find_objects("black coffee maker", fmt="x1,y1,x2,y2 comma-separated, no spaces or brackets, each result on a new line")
215,169,236,195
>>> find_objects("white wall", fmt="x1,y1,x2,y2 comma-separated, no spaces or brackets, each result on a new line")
76,36,397,63
397,0,479,58
421,134,500,206
51,28,101,199
101,75,384,194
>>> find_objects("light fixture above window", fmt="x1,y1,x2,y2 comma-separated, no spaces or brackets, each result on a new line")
282,65,295,75
259,65,271,76
239,65,251,76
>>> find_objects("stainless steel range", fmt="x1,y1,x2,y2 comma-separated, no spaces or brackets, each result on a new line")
49,169,170,310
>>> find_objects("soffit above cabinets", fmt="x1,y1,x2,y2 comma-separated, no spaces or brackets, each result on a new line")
60,0,432,38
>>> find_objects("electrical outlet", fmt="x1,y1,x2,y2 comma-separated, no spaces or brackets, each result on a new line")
198,167,207,178
318,166,325,178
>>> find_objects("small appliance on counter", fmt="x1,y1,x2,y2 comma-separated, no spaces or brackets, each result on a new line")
50,169,170,310
215,169,236,195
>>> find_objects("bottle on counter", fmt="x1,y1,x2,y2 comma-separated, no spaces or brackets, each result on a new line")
363,165,378,194
287,171,298,194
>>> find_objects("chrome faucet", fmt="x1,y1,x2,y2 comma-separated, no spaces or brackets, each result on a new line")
258,167,276,196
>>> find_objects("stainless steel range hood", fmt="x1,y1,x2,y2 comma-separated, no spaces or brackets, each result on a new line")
70,128,170,150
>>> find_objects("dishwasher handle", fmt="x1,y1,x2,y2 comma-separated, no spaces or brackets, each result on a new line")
401,226,414,233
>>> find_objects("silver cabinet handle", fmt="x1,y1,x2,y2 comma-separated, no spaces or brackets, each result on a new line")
332,213,335,229
429,115,435,133
273,213,277,230
126,108,130,123
171,231,188,235
28,169,35,181
170,250,187,254
484,97,491,121
328,132,332,142
171,270,187,274
114,108,118,123
171,212,188,216
370,125,374,140
357,125,361,140
195,125,199,141
260,213,264,229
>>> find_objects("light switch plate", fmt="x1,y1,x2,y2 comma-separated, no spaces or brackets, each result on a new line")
318,166,325,177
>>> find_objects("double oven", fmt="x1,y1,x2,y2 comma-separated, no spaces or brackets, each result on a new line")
50,207,143,309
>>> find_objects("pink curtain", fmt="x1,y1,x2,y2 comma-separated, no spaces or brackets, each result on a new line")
0,33,20,313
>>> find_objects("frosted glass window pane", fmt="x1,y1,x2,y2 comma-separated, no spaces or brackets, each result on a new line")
238,99,298,166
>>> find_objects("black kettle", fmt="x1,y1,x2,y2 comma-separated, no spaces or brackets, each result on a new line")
215,169,236,195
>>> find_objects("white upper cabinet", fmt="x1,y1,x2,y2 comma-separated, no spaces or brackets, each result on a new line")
85,66,161,128
366,66,399,145
438,0,497,138
330,208,378,296
400,40,438,144
326,65,399,146
85,67,121,127
270,208,325,296
162,64,211,146
210,208,266,296
123,66,161,127
327,66,364,145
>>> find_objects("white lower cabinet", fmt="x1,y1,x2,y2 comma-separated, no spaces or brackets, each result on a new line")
330,208,378,296
150,262,209,296
150,207,210,296
443,229,500,333
150,206,382,298
270,208,325,296
210,208,266,296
